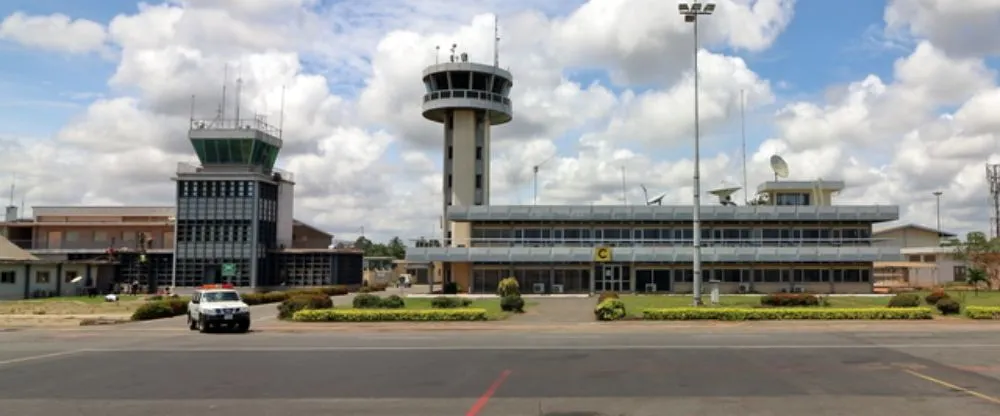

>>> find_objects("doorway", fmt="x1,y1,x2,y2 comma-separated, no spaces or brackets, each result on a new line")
598,264,627,292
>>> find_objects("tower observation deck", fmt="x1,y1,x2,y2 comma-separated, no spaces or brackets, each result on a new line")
421,56,513,244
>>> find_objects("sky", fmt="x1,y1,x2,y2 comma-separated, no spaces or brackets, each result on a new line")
1,0,999,244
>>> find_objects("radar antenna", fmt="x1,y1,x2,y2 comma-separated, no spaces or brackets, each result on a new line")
449,44,457,62
769,154,790,182
494,15,500,67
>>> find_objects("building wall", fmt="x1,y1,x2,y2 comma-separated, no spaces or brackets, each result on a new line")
0,263,93,300
873,228,940,248
0,265,26,300
290,224,333,249
31,226,173,250
276,180,294,248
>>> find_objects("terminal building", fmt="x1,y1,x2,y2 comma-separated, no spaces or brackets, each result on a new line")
405,52,903,295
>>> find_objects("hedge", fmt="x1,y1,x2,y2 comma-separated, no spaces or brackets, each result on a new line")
965,306,1000,320
292,308,489,322
132,298,189,321
277,295,334,320
242,286,349,305
641,307,934,321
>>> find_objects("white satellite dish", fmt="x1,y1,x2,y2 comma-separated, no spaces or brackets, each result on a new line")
770,154,790,181
647,192,666,206
709,186,742,206
70,276,83,284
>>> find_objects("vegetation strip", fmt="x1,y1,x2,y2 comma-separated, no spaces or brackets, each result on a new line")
292,308,489,322
641,307,934,320
964,306,1000,319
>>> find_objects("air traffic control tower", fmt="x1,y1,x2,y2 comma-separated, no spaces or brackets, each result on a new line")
421,49,513,246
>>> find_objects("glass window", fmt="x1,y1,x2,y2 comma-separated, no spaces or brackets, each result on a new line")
802,269,823,282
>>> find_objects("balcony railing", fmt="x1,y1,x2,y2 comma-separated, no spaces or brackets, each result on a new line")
7,239,173,251
190,117,281,138
443,237,887,248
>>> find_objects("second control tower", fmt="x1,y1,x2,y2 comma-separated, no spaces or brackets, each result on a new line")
422,46,513,245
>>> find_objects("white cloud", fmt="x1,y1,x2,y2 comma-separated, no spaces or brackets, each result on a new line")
0,12,108,54
1,0,998,243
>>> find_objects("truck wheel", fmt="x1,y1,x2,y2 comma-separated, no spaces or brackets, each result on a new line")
198,317,209,333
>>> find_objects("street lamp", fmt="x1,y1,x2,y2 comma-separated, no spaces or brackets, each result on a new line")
933,191,943,241
679,1,716,306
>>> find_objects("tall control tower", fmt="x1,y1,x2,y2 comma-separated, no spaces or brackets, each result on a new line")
421,45,513,246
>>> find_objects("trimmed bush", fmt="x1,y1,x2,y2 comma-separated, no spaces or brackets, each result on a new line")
442,282,460,295
381,294,406,309
497,277,520,297
925,289,950,305
293,308,488,322
500,295,525,313
358,283,389,293
888,293,921,308
760,293,820,307
597,292,619,303
277,295,333,320
353,293,383,309
431,296,473,309
131,298,188,321
965,306,1000,319
935,298,961,315
242,291,291,305
641,307,934,321
595,299,627,321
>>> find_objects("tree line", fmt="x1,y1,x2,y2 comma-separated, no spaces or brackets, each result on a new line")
331,236,442,259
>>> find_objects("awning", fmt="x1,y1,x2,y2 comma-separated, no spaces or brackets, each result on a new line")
874,261,935,269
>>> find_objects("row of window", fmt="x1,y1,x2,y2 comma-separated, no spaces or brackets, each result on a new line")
0,270,80,285
179,180,258,198
468,227,874,246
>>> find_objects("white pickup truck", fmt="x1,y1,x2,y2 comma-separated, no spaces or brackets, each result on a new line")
187,284,251,333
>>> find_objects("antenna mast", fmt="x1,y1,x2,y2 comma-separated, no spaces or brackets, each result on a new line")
493,15,500,67
221,64,229,120
7,174,14,207
279,85,286,140
234,66,243,122
620,166,628,205
741,89,748,204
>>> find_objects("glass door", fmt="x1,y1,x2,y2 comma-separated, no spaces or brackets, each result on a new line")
600,264,623,292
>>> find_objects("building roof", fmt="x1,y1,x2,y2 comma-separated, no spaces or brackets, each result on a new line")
406,246,903,263
446,204,900,223
0,235,38,261
32,206,175,217
292,220,332,238
872,223,956,238
756,180,846,193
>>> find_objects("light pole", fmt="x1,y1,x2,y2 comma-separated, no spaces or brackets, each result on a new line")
933,191,943,240
679,1,716,306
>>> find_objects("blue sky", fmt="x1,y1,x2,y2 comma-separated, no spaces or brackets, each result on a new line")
0,0,934,169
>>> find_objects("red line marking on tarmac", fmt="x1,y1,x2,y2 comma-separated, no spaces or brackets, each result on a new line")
465,369,512,416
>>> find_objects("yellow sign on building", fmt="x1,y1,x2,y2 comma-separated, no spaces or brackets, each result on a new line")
593,246,612,263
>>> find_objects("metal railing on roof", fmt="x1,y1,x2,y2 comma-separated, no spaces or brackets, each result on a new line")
439,237,889,248
189,117,282,137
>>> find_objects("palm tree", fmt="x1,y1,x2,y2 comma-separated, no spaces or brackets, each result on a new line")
967,268,989,296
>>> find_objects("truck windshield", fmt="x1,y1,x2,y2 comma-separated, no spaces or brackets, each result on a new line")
203,292,241,302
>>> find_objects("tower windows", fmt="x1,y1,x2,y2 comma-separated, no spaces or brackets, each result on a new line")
447,174,452,188
475,174,482,189
448,146,453,160
476,146,482,160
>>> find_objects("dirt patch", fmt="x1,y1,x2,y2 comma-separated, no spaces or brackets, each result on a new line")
1,299,144,316
0,314,133,327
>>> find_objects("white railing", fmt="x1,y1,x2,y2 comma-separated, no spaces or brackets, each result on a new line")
175,162,294,182
190,117,282,137
438,237,888,248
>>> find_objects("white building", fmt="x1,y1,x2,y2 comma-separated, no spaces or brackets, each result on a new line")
872,223,964,288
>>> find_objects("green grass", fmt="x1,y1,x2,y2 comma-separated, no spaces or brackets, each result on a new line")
13,295,144,304
334,298,521,320
616,291,1000,318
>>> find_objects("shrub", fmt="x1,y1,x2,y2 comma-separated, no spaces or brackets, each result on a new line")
965,306,1000,319
925,289,950,305
442,282,460,295
500,295,525,313
595,299,627,321
317,286,349,296
353,293,383,309
293,308,488,322
242,291,290,305
760,293,820,307
597,292,619,303
935,298,961,315
277,295,333,320
430,296,472,309
381,294,406,309
497,277,520,297
131,298,188,321
642,307,934,320
888,293,921,308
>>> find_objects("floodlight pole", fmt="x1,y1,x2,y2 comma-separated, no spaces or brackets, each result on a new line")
680,2,715,306
933,191,943,242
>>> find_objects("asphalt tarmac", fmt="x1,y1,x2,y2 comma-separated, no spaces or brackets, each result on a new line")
1,325,1000,416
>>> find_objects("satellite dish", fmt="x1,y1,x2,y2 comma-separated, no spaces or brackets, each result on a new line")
647,192,666,206
709,186,742,206
770,154,790,181
70,276,83,284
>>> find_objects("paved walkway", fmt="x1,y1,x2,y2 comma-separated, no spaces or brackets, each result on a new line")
510,297,597,323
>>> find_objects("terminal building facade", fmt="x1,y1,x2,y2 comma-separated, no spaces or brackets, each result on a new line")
407,182,904,295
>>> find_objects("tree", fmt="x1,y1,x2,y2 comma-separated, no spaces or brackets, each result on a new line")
967,268,989,295
948,231,1000,290
386,237,406,259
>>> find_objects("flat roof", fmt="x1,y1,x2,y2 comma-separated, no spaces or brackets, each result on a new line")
406,246,902,263
872,223,956,238
757,180,845,193
446,205,899,223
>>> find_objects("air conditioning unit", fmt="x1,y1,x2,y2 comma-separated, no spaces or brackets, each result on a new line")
551,284,564,294
738,284,750,294
791,287,805,293
532,283,546,294
644,283,657,293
